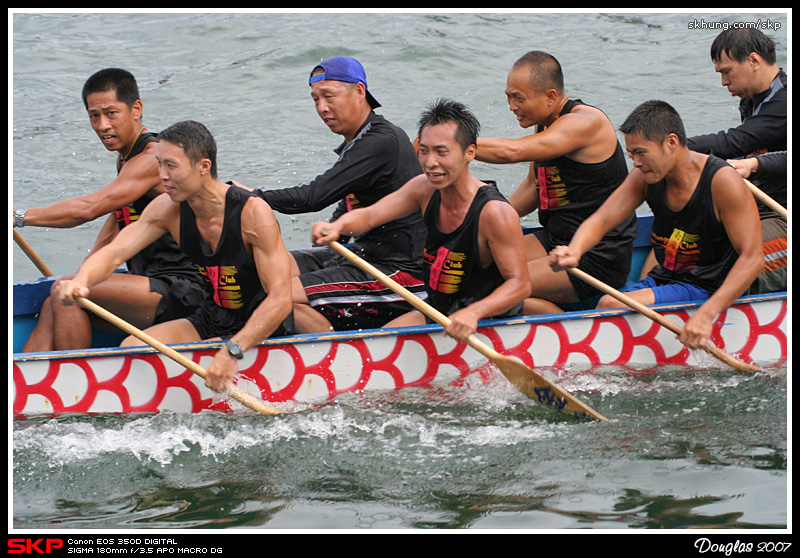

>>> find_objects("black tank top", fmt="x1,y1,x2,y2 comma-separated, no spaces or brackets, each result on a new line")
114,130,202,283
534,99,637,247
646,155,739,293
179,184,266,317
114,130,159,237
423,182,522,318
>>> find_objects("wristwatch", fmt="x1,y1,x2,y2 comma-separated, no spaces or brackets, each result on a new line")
225,340,244,360
14,208,27,228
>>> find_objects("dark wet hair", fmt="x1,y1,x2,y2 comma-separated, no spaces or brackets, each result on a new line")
417,98,480,151
710,28,776,65
159,120,218,179
619,100,687,146
82,68,141,109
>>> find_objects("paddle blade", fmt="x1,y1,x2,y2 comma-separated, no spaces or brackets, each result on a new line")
492,354,608,422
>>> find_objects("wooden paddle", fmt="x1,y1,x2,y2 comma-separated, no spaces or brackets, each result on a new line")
14,228,282,413
566,267,762,374
75,294,285,415
745,179,787,219
13,229,54,277
328,240,609,422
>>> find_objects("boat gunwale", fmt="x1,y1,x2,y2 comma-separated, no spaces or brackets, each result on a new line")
12,291,787,363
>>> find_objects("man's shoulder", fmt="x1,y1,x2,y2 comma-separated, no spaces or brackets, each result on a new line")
120,139,159,168
346,112,417,161
240,188,278,219
360,112,412,142
477,183,518,222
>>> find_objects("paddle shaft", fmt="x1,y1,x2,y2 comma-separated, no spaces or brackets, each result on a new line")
566,267,762,373
14,229,280,413
328,241,507,356
328,241,608,421
745,179,787,219
14,229,54,277
75,295,284,414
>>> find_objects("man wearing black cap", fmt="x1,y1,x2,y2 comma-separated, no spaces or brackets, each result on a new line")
252,56,427,333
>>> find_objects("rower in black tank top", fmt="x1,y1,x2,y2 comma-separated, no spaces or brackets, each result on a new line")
114,129,204,282
423,182,523,318
534,99,636,247
645,155,740,294
533,99,638,301
180,184,293,340
113,129,206,323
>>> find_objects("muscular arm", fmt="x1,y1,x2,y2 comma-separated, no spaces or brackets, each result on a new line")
205,197,294,392
550,169,647,269
476,108,617,164
19,143,162,228
681,167,764,347
311,175,429,245
506,163,540,217
51,194,175,304
445,201,531,342
85,213,121,257
229,197,294,351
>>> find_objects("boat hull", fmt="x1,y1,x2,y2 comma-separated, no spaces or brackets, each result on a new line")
12,214,787,417
13,292,786,416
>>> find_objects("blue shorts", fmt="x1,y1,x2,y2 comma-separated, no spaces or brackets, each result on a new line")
622,277,710,305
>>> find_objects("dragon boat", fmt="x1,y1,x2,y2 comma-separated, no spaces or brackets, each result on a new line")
12,214,787,417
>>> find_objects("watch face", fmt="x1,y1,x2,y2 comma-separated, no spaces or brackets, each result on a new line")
226,341,243,359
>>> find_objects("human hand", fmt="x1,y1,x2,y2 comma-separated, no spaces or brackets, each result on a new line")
679,312,713,350
311,222,341,246
548,245,580,271
444,307,480,343
726,157,759,179
206,348,239,392
51,278,90,307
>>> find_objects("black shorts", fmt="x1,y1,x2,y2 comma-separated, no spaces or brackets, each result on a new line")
533,228,632,301
293,247,428,331
185,298,295,341
147,274,208,324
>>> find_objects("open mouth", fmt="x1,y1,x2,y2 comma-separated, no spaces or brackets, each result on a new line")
426,172,448,185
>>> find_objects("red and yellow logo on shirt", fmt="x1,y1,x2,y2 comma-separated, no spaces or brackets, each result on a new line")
537,165,570,210
425,247,466,294
652,228,701,272
196,265,244,309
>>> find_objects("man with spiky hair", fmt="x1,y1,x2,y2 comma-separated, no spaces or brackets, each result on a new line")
312,99,530,342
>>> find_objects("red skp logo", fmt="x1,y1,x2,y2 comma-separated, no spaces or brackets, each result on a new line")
8,539,64,554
